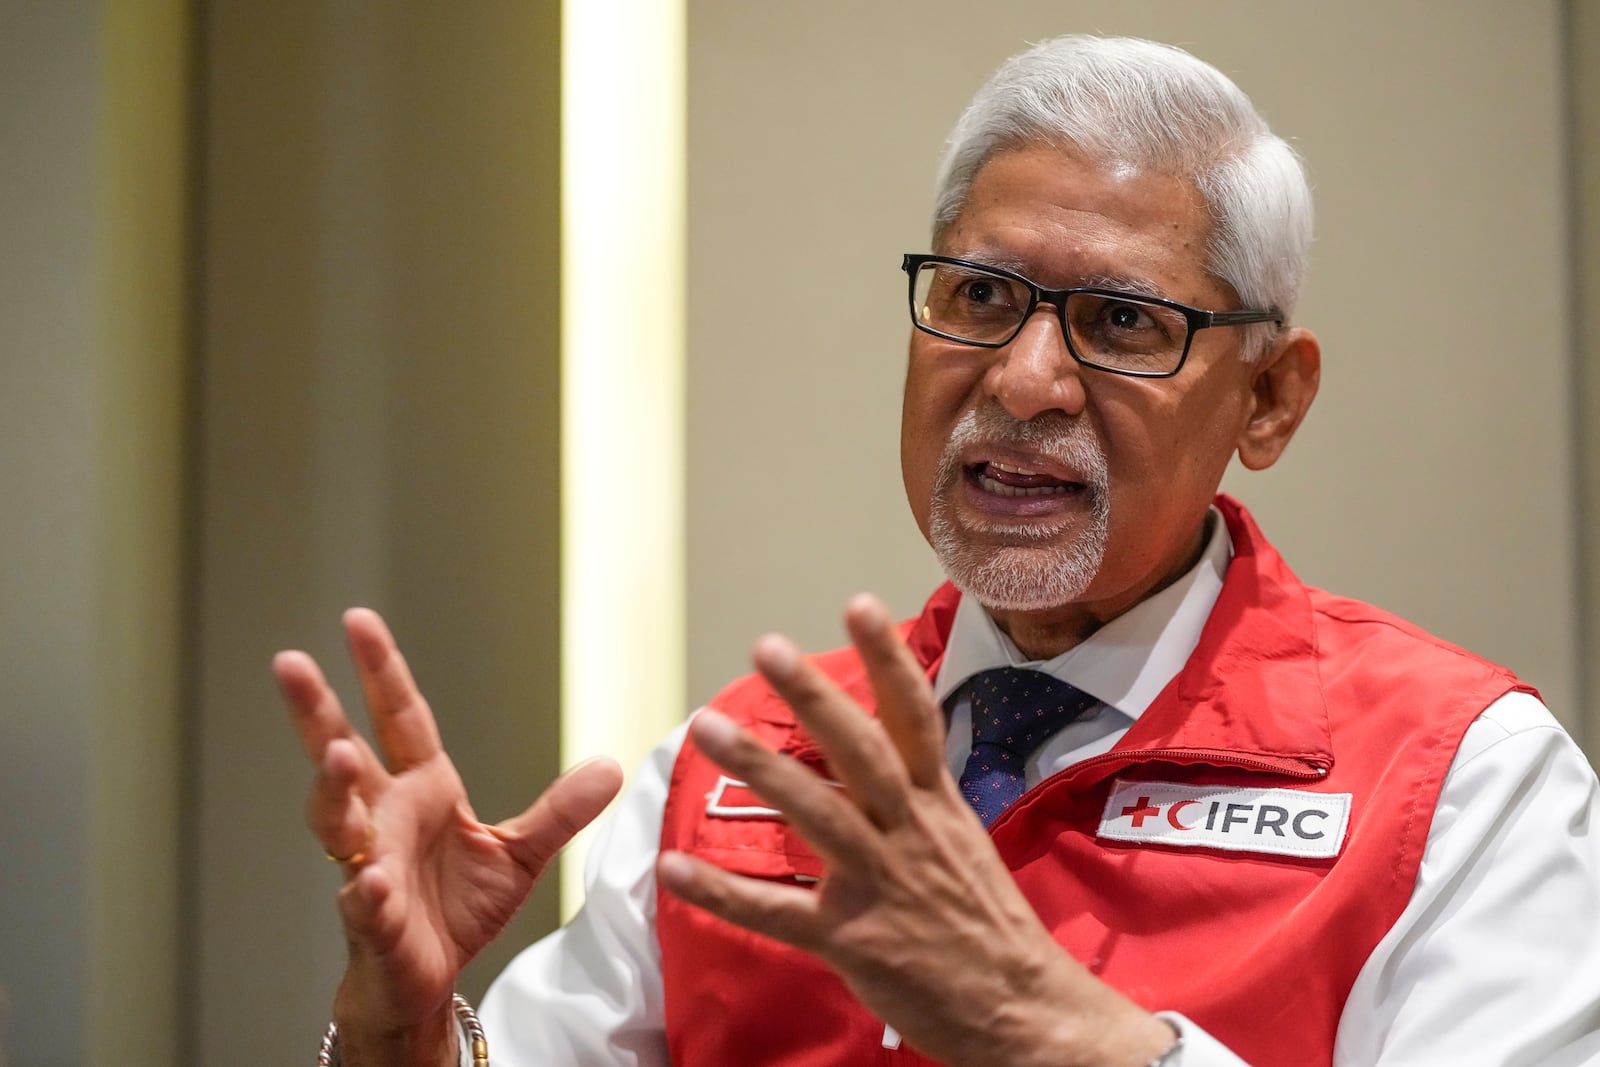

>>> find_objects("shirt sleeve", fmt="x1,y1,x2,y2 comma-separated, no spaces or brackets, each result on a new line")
1331,691,1600,1065
476,720,689,1067
1160,692,1600,1067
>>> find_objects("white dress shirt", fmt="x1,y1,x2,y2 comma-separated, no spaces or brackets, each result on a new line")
480,517,1600,1066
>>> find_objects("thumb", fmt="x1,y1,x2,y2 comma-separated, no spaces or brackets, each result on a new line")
495,757,624,876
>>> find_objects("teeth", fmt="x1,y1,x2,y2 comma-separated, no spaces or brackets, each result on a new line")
978,471,1071,497
988,460,1044,477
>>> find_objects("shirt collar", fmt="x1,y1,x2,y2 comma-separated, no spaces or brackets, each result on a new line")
932,509,1233,719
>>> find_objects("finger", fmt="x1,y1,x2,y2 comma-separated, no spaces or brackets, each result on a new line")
343,608,444,772
752,634,910,825
307,738,377,869
335,861,401,953
275,648,353,758
657,850,821,951
275,649,388,782
690,709,880,868
494,757,625,876
844,594,948,790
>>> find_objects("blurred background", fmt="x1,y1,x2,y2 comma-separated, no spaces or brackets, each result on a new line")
4,1,1598,1063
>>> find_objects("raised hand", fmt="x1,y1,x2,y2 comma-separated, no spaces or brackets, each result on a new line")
277,608,622,1066
656,595,1174,1067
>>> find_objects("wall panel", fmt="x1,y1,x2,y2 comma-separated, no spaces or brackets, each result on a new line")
194,6,564,1059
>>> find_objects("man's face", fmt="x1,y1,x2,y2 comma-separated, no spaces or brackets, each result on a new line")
902,144,1267,643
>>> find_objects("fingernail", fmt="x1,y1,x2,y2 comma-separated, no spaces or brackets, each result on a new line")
753,634,800,678
657,850,694,890
846,592,884,620
691,708,740,754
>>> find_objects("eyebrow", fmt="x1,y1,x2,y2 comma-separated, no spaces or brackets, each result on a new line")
940,249,1168,300
940,248,1032,275
1080,274,1165,299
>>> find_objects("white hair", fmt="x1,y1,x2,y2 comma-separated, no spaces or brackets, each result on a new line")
933,35,1313,359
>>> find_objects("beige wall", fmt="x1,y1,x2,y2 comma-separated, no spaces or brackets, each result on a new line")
1575,0,1600,747
686,2,1582,738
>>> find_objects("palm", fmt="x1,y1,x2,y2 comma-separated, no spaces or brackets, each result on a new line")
277,609,622,1042
341,761,499,1009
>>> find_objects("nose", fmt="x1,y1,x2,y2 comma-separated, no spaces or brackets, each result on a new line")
984,307,1087,421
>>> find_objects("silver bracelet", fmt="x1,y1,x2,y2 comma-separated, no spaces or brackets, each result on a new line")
317,993,488,1066
1145,1024,1183,1067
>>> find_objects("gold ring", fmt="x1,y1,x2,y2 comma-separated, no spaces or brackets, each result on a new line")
325,825,374,867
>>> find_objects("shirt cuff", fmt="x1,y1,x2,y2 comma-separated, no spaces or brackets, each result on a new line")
1154,1012,1250,1067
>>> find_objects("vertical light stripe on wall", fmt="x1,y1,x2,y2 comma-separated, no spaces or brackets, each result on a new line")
561,0,687,915
1570,0,1600,753
90,6,190,1062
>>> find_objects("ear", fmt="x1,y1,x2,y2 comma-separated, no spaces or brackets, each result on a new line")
1236,326,1321,471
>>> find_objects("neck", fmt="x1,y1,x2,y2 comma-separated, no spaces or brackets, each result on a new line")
987,513,1214,660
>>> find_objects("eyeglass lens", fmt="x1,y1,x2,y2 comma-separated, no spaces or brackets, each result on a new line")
912,261,1189,374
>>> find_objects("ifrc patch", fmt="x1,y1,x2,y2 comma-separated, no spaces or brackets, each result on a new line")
1098,778,1351,859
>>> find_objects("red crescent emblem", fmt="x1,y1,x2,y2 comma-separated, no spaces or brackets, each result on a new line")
1166,799,1198,830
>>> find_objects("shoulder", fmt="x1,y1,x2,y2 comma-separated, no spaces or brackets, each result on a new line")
1454,690,1585,770
1305,585,1523,686
703,642,871,729
701,586,957,728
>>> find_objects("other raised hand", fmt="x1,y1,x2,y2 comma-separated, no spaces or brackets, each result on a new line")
657,595,1172,1067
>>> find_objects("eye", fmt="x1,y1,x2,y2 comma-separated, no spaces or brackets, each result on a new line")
1105,301,1157,331
955,277,1009,306
1070,294,1171,340
911,261,1029,343
1065,292,1189,369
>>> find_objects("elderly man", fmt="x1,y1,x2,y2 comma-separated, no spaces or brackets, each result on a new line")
279,35,1600,1066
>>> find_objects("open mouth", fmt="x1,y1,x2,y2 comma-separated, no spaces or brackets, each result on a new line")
967,460,1086,499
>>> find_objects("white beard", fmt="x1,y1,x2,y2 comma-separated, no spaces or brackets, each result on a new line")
927,407,1111,612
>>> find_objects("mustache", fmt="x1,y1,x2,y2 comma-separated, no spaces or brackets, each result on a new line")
935,407,1109,491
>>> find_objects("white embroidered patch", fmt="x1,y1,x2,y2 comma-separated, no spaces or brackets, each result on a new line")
704,775,781,818
703,773,845,819
1098,778,1351,859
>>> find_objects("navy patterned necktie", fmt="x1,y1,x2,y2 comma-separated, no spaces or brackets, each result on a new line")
958,667,1099,826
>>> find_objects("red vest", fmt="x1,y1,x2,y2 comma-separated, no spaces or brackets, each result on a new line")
656,497,1528,1066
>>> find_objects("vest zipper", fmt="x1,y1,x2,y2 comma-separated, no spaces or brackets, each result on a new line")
1059,746,1329,780
989,747,1331,836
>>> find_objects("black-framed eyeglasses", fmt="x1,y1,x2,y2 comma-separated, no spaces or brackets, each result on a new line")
902,253,1283,379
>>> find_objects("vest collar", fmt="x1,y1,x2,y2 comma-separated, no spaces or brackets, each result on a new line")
1123,495,1331,768
906,495,1333,773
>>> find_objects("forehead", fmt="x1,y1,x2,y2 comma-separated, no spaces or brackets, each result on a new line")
935,145,1223,302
